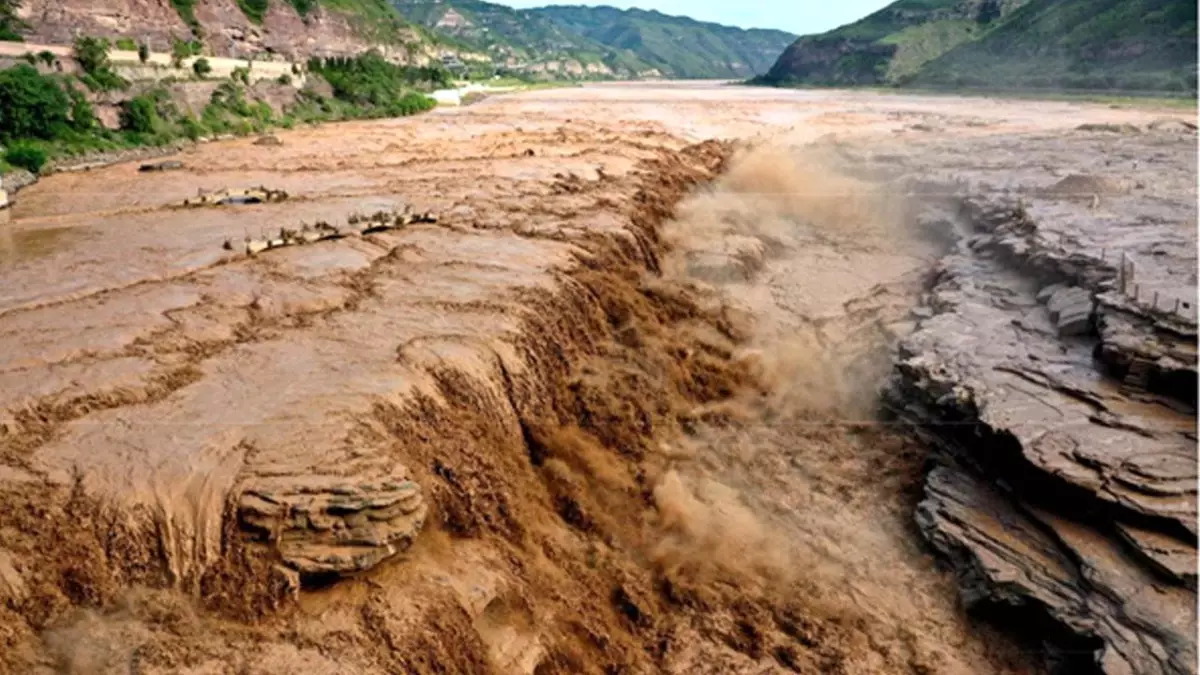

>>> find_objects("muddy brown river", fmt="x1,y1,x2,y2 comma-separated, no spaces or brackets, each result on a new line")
0,83,1194,674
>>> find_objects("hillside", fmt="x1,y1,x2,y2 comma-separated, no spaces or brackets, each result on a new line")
393,0,655,78
13,0,458,62
394,0,796,79
532,5,797,78
912,0,1198,92
761,0,1197,94
11,0,795,81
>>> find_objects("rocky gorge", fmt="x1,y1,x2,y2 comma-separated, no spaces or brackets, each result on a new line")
879,123,1197,674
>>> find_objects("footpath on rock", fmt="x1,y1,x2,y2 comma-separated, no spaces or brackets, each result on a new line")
0,84,1194,674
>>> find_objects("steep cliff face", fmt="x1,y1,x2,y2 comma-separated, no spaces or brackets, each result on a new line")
16,0,412,60
765,37,897,86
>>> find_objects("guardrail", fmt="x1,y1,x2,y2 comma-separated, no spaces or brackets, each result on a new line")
1108,249,1197,322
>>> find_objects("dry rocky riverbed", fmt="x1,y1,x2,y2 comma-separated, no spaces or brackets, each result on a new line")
0,82,1194,674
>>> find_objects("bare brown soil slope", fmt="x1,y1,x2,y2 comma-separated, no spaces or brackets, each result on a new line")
0,84,1193,674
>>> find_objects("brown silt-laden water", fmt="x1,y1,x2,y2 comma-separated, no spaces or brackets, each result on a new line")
0,83,1194,675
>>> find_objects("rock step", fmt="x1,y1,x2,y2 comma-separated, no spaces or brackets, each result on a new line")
1123,357,1154,390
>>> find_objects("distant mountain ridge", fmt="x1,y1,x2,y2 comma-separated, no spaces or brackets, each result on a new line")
761,0,1197,94
12,0,796,81
394,0,797,79
531,5,797,78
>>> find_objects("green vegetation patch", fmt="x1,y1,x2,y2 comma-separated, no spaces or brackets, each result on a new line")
880,19,978,81
0,0,25,41
0,66,72,140
4,141,47,173
236,0,270,24
308,51,449,114
761,0,1195,96
74,36,128,91
286,0,318,15
169,0,203,35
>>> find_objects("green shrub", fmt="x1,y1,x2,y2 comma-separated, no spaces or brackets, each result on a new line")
0,65,71,140
193,57,212,78
286,0,316,16
4,141,48,173
236,0,269,24
307,52,450,115
74,36,126,91
0,0,24,42
210,81,253,116
66,87,95,131
115,38,137,51
120,95,161,134
231,66,250,85
171,37,201,67
73,36,108,73
37,50,55,67
169,0,201,34
277,73,293,86
179,115,206,140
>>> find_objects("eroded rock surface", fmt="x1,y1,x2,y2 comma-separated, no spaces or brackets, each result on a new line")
886,125,1198,673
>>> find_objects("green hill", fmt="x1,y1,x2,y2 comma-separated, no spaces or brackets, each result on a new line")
393,0,796,79
761,0,1197,94
531,5,797,78
391,0,638,76
912,0,1198,92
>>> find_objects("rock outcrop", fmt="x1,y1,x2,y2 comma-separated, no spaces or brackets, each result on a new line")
888,192,1197,674
17,0,409,59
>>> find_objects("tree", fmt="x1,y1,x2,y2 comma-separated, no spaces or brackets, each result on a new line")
66,86,95,131
192,57,212,78
171,37,192,68
74,36,126,90
120,95,160,134
73,36,110,75
138,43,150,64
0,65,71,140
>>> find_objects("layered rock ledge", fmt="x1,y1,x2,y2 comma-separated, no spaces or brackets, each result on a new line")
889,179,1197,673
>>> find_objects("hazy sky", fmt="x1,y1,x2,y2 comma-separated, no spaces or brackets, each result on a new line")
497,0,894,35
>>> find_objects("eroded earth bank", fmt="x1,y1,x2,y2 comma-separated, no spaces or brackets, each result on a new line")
0,83,1195,674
